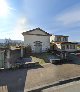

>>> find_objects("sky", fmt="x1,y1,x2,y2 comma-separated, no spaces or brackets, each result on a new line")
0,0,80,41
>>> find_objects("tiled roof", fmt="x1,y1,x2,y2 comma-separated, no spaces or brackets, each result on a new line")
55,35,69,37
22,27,52,36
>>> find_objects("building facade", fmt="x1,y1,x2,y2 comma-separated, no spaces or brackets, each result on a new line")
22,28,51,53
50,35,77,52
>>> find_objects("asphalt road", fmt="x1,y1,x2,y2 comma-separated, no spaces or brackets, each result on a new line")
0,62,80,92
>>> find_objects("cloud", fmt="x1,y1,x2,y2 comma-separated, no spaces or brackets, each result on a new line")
10,17,28,40
55,4,80,26
50,4,80,41
0,17,28,40
0,16,36,40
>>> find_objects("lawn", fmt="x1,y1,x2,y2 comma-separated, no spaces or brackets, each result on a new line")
30,52,52,65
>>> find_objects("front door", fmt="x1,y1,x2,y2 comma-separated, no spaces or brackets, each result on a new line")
35,45,42,53
34,41,42,53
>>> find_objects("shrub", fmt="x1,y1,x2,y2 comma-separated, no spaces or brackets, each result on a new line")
25,45,32,53
47,48,52,53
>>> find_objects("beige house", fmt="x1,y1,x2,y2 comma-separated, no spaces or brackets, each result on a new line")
50,35,77,52
22,28,51,53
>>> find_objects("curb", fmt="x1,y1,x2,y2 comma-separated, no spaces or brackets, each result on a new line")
25,76,80,92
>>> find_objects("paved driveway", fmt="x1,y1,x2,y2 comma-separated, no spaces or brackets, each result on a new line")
0,63,80,92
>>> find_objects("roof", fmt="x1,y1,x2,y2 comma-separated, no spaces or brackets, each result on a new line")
52,42,78,44
22,27,52,36
54,35,69,37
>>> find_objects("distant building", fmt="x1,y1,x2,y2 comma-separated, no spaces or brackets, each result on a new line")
22,28,51,53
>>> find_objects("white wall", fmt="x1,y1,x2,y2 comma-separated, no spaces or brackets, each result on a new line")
24,35,50,52
50,35,55,42
55,43,62,51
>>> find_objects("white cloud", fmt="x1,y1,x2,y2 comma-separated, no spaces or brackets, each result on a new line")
10,17,28,40
0,17,28,40
55,5,80,26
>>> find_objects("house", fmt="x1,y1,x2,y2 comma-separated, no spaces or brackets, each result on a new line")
50,35,78,59
50,35,69,42
50,35,77,52
22,28,52,53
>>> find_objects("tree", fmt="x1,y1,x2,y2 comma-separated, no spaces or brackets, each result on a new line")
4,38,12,47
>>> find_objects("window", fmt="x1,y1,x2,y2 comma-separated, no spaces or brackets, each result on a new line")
73,45,75,49
57,37,61,42
34,41,42,46
62,45,65,50
66,45,69,49
63,37,68,42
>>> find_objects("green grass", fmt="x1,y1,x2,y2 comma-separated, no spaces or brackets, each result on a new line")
38,59,45,65
30,52,52,65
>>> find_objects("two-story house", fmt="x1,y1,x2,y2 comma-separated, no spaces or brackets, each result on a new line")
50,35,77,59
50,35,77,52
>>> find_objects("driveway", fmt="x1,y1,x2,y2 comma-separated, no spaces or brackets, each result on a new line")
0,63,80,92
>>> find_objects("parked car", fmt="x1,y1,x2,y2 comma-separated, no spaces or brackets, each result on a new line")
49,59,60,64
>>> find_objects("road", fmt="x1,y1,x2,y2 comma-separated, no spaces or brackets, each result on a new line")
0,62,80,92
